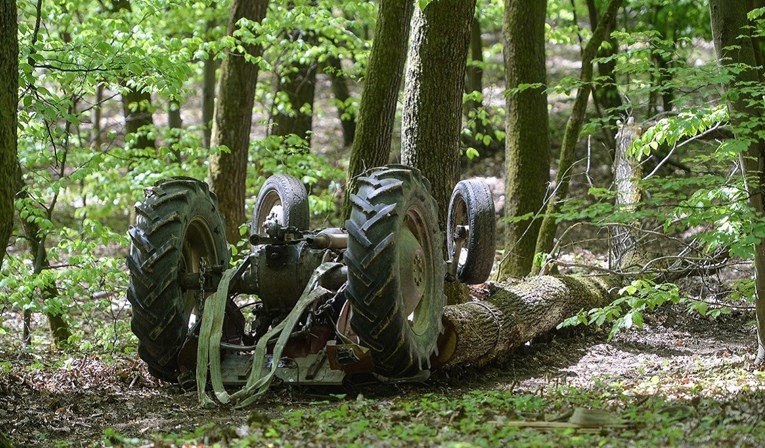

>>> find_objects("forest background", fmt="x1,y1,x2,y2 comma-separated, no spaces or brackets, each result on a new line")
2,0,765,446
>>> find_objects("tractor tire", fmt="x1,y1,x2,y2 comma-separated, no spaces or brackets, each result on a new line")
447,179,496,284
252,174,309,236
127,177,230,382
344,165,446,378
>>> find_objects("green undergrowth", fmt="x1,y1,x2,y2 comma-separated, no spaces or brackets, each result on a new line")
103,382,765,447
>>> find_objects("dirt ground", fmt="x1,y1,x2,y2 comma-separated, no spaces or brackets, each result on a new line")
0,303,761,447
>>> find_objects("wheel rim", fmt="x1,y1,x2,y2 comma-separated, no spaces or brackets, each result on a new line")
255,191,284,234
180,217,219,330
398,204,436,336
450,197,469,266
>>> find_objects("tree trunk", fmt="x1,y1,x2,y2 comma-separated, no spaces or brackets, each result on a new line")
464,16,484,121
342,0,415,220
91,84,103,149
208,0,269,242
15,167,72,347
326,56,356,147
0,0,18,267
112,1,156,151
271,55,318,145
121,89,156,150
533,0,623,274
710,0,765,365
400,0,477,306
401,0,477,230
167,99,183,161
168,100,182,130
498,0,551,279
609,120,643,271
434,275,619,368
202,19,218,149
586,0,622,150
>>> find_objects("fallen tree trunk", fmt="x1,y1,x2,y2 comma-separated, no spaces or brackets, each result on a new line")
434,275,621,368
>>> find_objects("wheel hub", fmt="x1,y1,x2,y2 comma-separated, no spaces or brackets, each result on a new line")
399,227,426,321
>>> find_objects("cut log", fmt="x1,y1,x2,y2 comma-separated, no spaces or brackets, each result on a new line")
434,275,620,368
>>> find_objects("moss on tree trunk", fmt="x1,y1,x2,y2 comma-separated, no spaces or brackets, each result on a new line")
0,0,18,267
208,0,269,242
499,0,551,279
401,0,477,230
343,0,415,220
710,0,765,365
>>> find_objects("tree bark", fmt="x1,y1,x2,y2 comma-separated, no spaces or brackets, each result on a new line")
609,120,644,271
586,0,621,150
401,0,477,230
326,56,356,147
710,0,765,365
464,16,484,121
498,0,551,279
15,167,72,347
533,0,623,274
111,1,156,151
91,84,103,150
202,19,218,149
342,0,415,220
208,0,269,242
121,89,156,150
271,54,318,145
167,99,183,161
434,275,619,367
0,0,18,267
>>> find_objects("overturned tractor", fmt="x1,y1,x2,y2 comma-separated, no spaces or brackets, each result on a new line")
126,165,495,404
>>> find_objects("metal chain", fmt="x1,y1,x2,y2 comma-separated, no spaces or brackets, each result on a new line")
198,258,208,312
314,284,345,317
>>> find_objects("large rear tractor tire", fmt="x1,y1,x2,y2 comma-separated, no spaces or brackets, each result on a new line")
447,179,496,284
344,165,446,378
127,177,231,382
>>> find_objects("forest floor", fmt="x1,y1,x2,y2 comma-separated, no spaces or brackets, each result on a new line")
2,303,764,447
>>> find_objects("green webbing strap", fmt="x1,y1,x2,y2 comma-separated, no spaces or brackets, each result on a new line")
196,267,238,406
196,262,337,407
230,284,330,408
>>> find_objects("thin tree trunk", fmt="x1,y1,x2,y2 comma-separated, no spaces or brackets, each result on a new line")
121,89,156,150
710,0,765,365
202,20,218,149
434,275,619,368
0,0,18,267
112,0,156,151
15,167,72,347
654,51,674,112
208,0,269,242
533,0,623,274
326,56,356,147
464,16,484,121
401,0,477,229
498,0,551,279
271,56,318,145
586,0,621,151
167,99,183,161
609,120,643,271
342,0,415,220
91,84,103,150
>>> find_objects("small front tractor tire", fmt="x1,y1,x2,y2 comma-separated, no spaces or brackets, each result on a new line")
447,179,496,284
252,174,310,236
345,165,446,378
